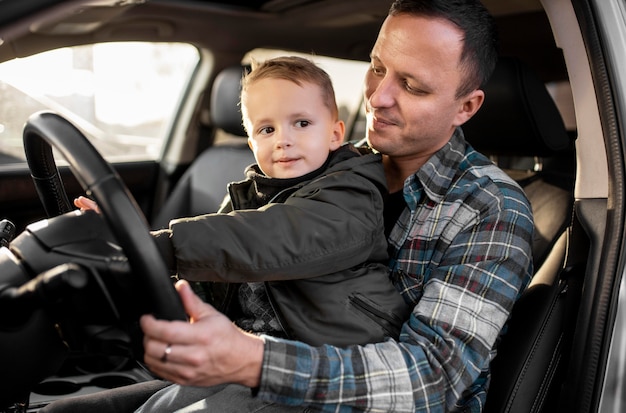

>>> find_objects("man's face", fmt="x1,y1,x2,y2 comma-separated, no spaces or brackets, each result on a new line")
364,14,474,163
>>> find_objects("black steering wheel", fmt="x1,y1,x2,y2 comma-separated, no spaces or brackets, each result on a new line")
22,111,186,322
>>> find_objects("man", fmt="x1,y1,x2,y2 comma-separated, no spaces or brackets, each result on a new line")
43,0,534,411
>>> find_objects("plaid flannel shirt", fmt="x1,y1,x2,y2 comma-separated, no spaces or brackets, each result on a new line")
257,128,534,412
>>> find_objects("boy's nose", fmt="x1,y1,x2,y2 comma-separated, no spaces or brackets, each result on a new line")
275,130,293,148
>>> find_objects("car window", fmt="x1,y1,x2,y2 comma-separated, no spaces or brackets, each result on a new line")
243,49,369,141
0,42,199,164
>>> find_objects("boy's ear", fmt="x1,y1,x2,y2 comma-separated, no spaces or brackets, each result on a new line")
454,89,485,127
247,137,255,150
330,120,345,150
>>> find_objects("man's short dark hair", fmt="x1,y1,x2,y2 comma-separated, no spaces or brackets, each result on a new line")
389,0,498,98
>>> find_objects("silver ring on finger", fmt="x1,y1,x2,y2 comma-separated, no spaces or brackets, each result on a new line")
161,343,172,363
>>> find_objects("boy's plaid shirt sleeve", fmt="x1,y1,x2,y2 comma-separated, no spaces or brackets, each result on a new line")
256,130,534,412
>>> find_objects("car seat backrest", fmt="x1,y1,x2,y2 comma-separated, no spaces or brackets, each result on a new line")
463,56,576,269
209,66,248,137
152,66,255,229
463,57,572,157
464,57,581,413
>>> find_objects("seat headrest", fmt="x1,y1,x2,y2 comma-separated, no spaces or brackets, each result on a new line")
462,57,572,157
209,66,247,137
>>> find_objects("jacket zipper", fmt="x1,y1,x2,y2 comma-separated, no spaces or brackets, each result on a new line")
349,293,403,337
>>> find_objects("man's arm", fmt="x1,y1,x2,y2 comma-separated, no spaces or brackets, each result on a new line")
140,205,531,412
142,149,533,411
256,204,533,412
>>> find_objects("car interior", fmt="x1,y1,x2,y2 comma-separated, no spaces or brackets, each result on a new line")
0,0,622,412
153,54,582,412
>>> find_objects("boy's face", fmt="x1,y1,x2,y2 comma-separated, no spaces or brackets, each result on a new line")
243,78,344,179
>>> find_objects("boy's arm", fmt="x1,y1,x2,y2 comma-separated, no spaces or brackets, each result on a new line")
168,171,386,282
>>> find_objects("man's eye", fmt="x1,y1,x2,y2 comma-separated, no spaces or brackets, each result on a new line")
295,120,310,128
404,81,426,95
371,65,384,76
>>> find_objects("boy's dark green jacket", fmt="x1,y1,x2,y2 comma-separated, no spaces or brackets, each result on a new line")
157,143,411,346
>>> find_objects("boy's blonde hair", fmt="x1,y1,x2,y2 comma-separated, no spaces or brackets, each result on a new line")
241,56,339,125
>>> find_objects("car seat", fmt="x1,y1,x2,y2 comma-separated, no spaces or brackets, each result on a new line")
151,66,254,229
463,56,576,270
462,57,583,413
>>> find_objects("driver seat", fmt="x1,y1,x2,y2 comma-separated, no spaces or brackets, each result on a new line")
462,57,582,413
151,66,254,229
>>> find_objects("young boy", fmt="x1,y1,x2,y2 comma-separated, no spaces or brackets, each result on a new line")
76,56,409,347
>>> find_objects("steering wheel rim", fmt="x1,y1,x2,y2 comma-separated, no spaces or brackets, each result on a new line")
22,111,186,322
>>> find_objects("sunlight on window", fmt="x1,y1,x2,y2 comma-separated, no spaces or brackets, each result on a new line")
92,43,197,128
0,42,199,162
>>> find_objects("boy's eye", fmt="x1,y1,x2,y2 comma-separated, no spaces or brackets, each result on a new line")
259,126,274,135
295,120,310,128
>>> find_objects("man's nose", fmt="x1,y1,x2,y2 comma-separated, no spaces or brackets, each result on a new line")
367,75,395,109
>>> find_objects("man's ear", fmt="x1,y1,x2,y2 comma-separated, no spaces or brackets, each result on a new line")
453,89,485,127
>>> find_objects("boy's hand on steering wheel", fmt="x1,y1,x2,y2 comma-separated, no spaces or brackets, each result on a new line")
74,196,100,213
